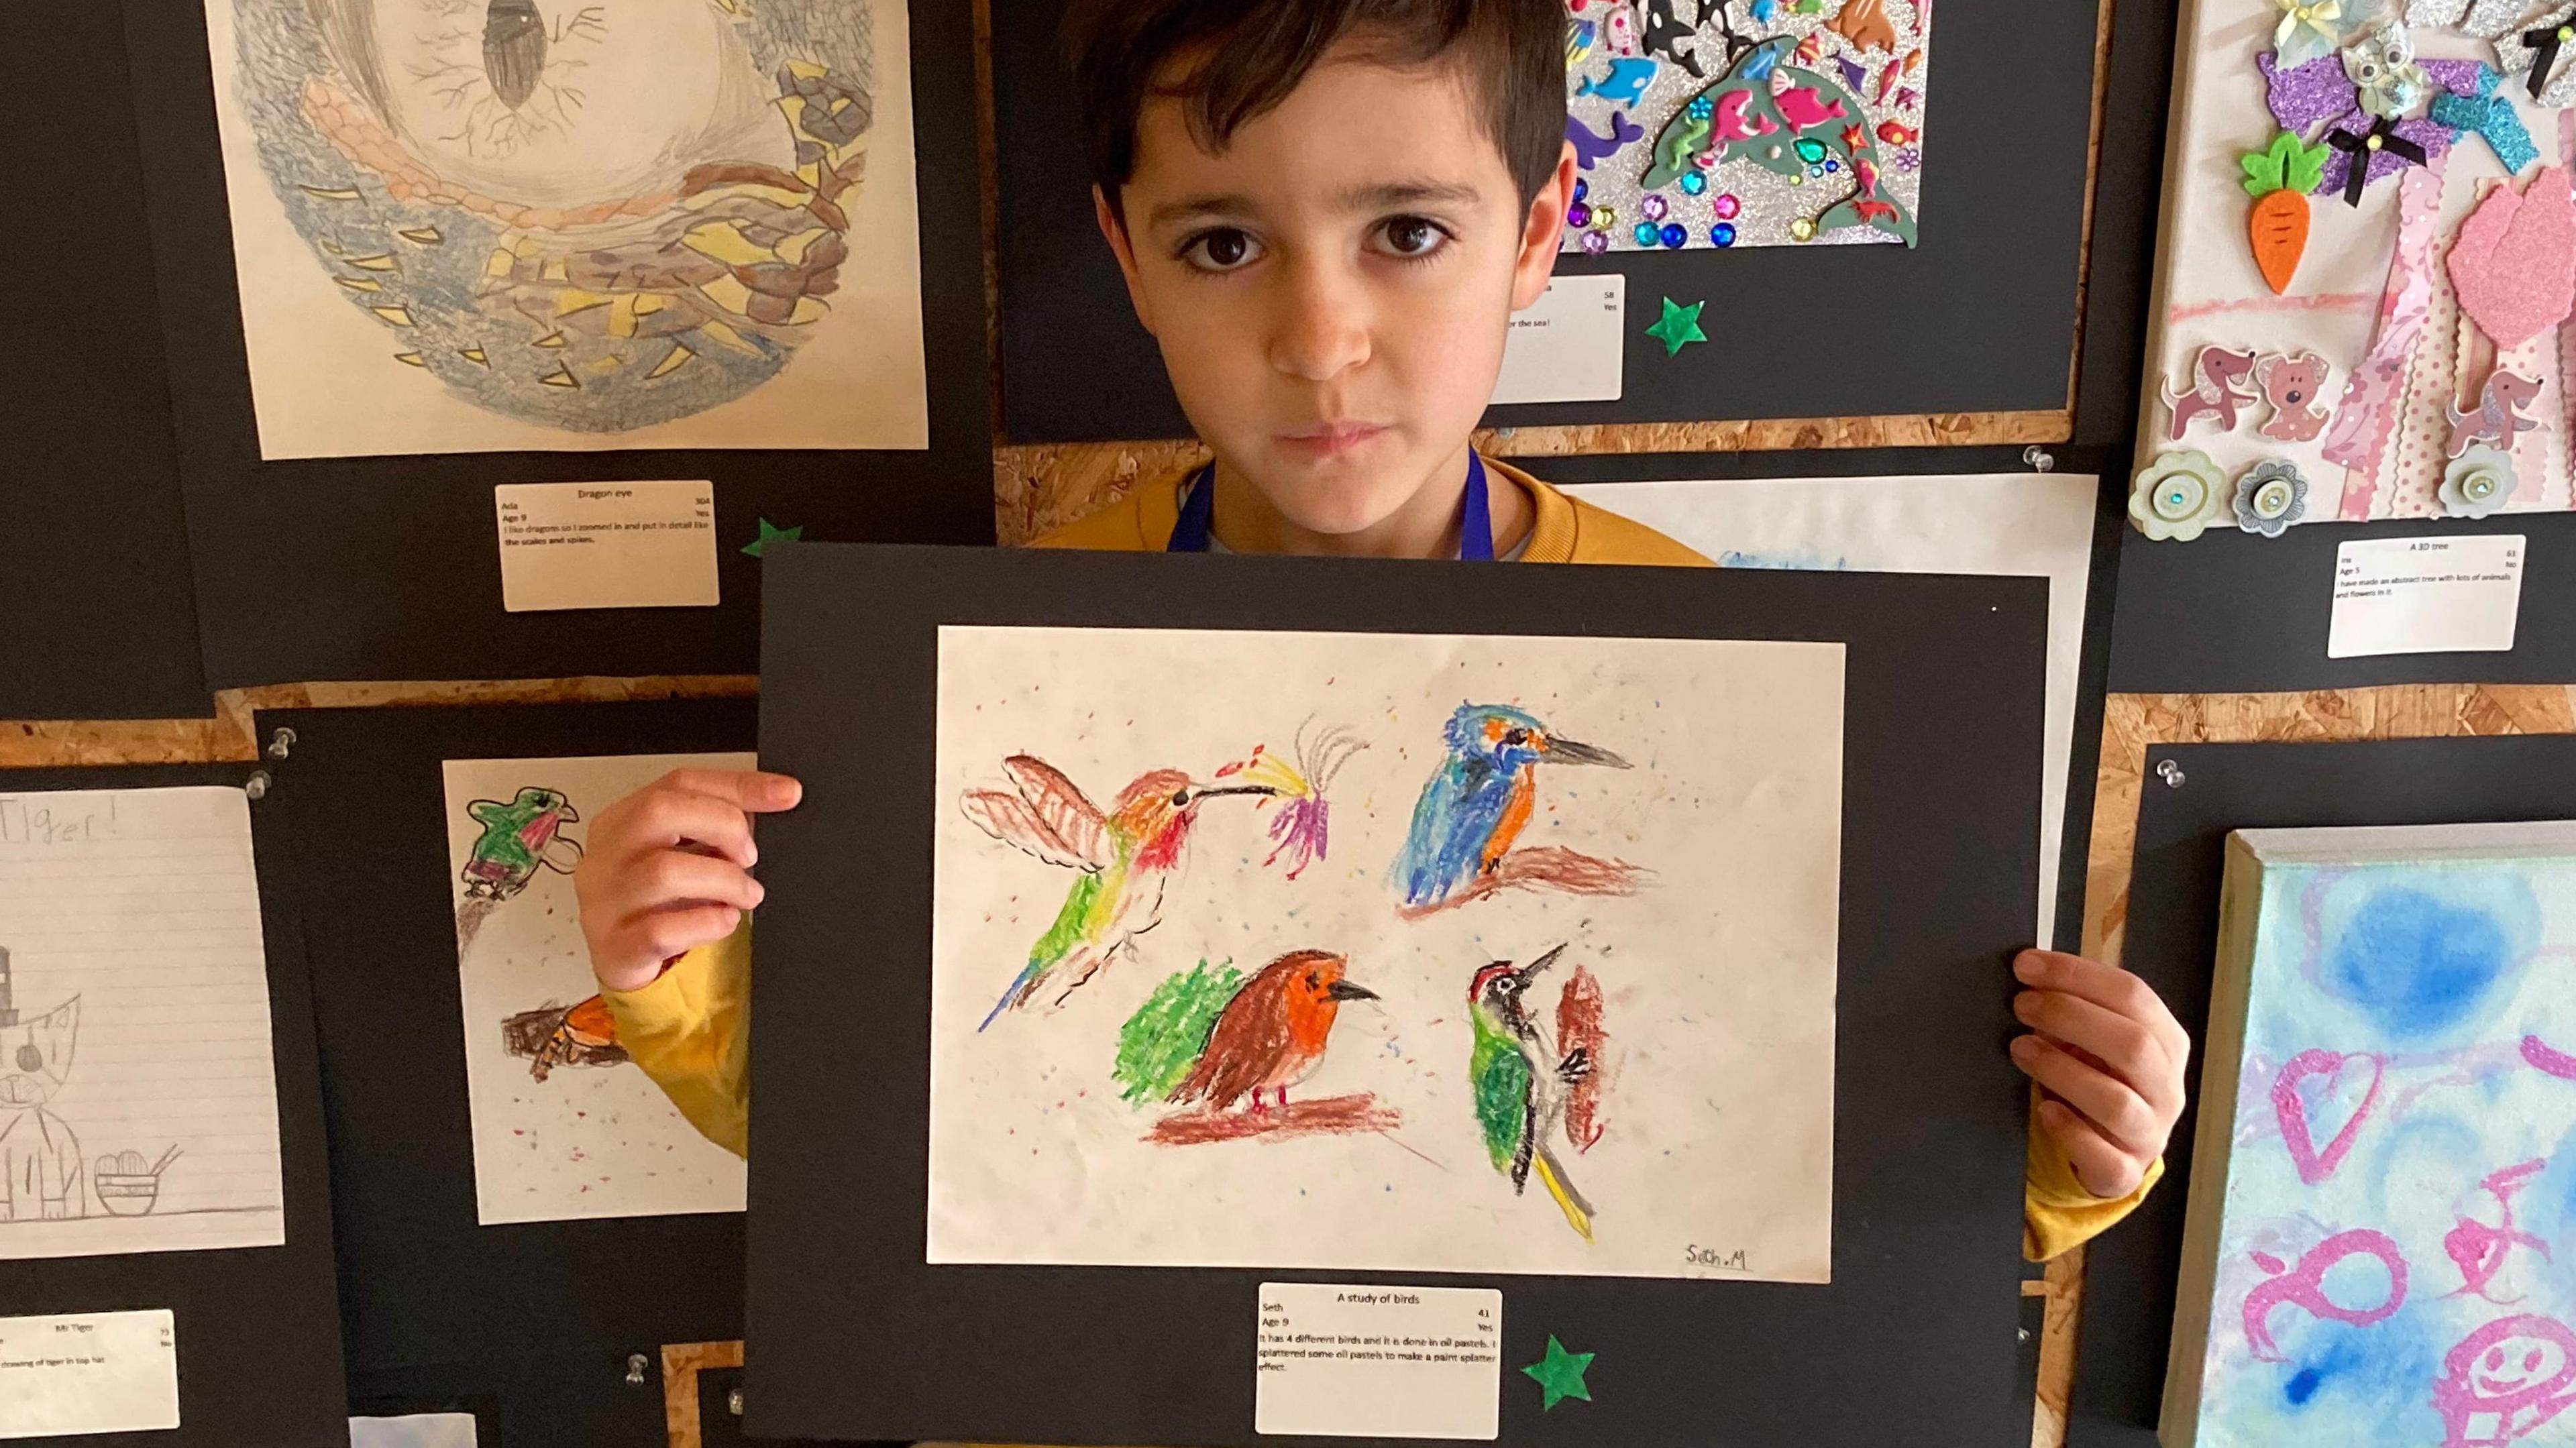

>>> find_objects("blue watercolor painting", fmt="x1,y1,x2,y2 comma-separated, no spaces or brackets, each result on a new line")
2183,840,2576,1448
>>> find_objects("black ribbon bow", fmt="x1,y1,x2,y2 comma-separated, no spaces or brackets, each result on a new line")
2524,22,2570,101
2326,117,2429,206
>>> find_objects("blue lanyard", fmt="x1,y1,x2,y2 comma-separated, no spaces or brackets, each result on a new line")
1165,454,1497,559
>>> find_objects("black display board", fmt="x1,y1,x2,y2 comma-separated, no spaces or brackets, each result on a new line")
0,9,210,721
2104,511,2576,693
0,763,345,1447
746,543,2045,1445
2065,734,2576,1447
990,0,2097,443
251,700,754,1433
119,0,994,691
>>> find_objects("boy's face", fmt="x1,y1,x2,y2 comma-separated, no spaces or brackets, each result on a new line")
1099,46,1572,539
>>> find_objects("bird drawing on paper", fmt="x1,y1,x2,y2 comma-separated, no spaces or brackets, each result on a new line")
962,757,1283,1029
1468,946,1598,1241
1169,950,1379,1112
1393,704,1644,913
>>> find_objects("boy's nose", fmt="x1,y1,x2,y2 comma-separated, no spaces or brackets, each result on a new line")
1265,258,1372,383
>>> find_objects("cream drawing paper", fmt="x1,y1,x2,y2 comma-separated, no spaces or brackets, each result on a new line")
206,0,927,457
927,626,1844,1282
1564,472,2096,946
0,788,284,1261
443,753,749,1224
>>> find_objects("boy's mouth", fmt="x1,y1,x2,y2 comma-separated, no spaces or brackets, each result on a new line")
1276,422,1389,459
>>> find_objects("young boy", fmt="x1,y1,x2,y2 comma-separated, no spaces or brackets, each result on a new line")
575,0,2188,1263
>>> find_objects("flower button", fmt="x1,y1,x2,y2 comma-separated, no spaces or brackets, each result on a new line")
2439,445,2518,518
2231,459,2309,538
2129,450,2231,541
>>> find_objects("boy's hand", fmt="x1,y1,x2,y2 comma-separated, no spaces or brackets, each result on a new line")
575,769,802,993
2010,950,2191,1200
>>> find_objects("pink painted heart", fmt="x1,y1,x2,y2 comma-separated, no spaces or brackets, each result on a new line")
2448,165,2576,349
2271,1048,2385,1185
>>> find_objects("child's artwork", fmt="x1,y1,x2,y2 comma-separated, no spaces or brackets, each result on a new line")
928,625,1844,1281
1564,471,2097,948
203,0,928,458
442,752,750,1224
2133,0,2576,537
0,787,286,1261
1560,0,1930,252
2165,822,2576,1447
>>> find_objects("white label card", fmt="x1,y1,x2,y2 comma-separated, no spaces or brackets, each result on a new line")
0,1309,179,1439
494,480,718,613
2326,535,2525,659
1254,1283,1501,1440
1490,276,1623,406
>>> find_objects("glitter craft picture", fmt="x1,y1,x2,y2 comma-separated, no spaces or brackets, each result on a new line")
1562,0,1930,252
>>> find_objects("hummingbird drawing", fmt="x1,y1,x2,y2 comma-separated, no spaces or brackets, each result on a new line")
1394,704,1631,909
1468,946,1597,1241
1169,950,1379,1111
963,756,1281,1029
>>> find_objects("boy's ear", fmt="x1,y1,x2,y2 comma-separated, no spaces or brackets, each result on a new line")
1509,141,1580,312
1094,185,1161,337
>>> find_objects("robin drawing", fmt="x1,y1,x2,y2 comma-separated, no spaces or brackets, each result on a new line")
1468,946,1596,1240
1394,704,1631,909
963,756,1281,1028
1169,950,1379,1111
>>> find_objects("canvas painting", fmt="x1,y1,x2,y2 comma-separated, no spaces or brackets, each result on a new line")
925,625,1845,1282
443,752,749,1224
0,787,286,1262
2166,821,2576,1447
205,0,928,457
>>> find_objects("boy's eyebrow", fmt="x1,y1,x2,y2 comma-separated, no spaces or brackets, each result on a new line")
1146,192,1258,229
1338,180,1485,211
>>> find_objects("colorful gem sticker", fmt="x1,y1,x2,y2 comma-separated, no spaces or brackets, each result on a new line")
2160,344,2263,439
2440,444,2520,515
2445,369,2545,456
2255,351,2335,441
2233,459,2312,537
2130,451,2233,541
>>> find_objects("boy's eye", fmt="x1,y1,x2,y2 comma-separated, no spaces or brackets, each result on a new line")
1181,228,1260,272
1377,216,1450,259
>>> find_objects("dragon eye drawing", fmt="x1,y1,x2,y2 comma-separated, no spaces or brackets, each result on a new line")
225,0,885,436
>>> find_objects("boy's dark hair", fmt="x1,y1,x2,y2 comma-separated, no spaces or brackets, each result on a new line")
1064,0,1567,223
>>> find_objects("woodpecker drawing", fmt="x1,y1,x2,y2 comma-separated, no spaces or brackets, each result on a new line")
1394,704,1632,909
1168,950,1379,1111
1468,946,1597,1241
963,756,1283,1029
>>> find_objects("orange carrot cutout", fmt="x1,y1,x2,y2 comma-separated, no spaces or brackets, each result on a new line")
2242,131,2329,295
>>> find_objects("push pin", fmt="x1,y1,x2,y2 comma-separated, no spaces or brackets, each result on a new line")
625,1353,649,1385
244,771,272,801
2023,446,2056,474
2157,759,2186,789
267,726,297,760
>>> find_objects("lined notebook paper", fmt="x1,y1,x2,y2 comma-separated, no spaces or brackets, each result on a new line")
0,787,284,1260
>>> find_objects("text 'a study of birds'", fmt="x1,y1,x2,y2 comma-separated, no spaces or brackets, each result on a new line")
443,753,749,1225
926,625,1847,1282
0,788,286,1262
203,0,929,458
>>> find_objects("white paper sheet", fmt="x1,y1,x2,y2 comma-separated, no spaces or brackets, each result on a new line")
1562,474,2096,948
205,0,928,457
928,626,1843,1282
443,753,750,1224
0,788,284,1261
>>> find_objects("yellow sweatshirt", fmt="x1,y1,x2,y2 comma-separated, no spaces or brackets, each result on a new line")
603,458,2159,1262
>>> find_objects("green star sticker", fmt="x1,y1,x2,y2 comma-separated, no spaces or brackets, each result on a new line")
1521,1335,1594,1410
1646,296,1707,356
742,517,804,557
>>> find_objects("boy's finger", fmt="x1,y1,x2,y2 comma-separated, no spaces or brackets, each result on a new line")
659,768,804,814
632,850,765,913
2010,1034,2165,1156
2015,950,2192,1065
612,905,744,981
614,789,759,869
2014,989,2184,1113
2035,1098,2147,1200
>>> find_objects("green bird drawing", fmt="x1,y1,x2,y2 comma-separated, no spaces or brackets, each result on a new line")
1467,945,1597,1241
1640,36,1917,247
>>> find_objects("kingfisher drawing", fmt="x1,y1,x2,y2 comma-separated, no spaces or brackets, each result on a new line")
1468,946,1600,1241
963,742,1332,1029
1393,704,1647,913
